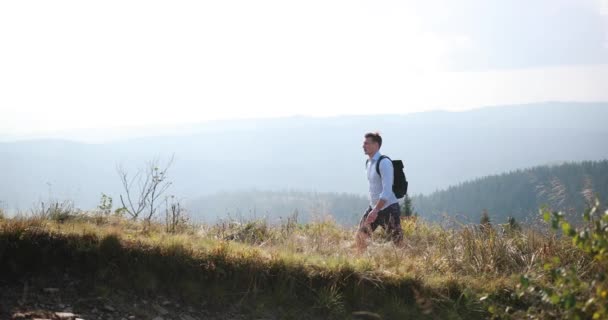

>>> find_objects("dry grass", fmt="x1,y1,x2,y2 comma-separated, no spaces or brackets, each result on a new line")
0,211,589,319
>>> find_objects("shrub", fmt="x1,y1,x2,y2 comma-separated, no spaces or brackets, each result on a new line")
490,199,604,319
33,200,78,223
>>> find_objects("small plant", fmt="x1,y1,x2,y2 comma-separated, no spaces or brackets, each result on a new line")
402,194,415,217
165,195,189,233
33,200,76,222
480,209,491,226
280,209,299,235
506,216,520,232
314,285,345,318
97,193,113,215
90,193,115,224
223,219,273,244
490,198,605,319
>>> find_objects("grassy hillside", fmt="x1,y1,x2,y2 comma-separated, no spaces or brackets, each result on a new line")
0,207,590,319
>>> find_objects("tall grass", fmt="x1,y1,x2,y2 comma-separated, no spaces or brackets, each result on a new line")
0,208,588,319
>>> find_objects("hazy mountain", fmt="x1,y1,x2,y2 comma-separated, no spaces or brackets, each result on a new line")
2,102,608,218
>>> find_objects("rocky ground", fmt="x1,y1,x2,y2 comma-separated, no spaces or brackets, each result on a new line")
0,278,384,320
0,276,267,320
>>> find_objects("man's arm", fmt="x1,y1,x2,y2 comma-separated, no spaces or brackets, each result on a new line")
366,158,394,223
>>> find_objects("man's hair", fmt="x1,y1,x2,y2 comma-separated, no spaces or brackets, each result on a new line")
364,132,382,148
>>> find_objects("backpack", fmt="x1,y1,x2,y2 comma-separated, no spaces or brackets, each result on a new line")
366,155,408,199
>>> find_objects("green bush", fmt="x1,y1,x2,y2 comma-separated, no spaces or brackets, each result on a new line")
491,198,605,319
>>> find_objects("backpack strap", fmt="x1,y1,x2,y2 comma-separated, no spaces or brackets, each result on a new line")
366,155,391,177
376,155,390,177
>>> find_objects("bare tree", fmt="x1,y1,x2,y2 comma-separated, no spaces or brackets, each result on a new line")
117,155,174,221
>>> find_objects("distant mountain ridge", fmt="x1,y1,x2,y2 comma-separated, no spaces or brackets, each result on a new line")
2,102,607,213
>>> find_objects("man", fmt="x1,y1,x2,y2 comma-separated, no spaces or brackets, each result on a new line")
355,132,403,250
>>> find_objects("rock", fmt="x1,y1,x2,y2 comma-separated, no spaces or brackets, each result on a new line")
352,311,382,320
152,317,164,320
55,312,77,319
180,315,198,320
162,300,171,306
105,305,116,312
152,304,169,315
42,288,59,294
128,316,136,320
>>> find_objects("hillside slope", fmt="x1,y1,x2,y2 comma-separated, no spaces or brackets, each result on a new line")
1,212,579,319
413,160,608,223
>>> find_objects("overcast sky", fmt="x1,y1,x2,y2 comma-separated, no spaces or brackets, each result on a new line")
1,0,607,136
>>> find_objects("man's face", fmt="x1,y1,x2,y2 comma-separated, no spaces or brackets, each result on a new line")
363,137,379,155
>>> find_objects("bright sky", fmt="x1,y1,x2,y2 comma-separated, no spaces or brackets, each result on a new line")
1,0,608,136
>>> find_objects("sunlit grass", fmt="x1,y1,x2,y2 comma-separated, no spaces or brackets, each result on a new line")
0,211,588,319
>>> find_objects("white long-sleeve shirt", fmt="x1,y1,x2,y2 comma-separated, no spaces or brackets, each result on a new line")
366,151,399,210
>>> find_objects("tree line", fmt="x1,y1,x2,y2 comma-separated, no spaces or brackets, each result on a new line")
412,160,608,224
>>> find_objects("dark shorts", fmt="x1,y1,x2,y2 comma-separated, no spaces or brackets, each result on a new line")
358,202,403,243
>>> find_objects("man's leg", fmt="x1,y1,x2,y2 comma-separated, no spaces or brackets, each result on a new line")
358,207,373,235
355,206,377,251
384,203,404,245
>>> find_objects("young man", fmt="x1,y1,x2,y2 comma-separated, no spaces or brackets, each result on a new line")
355,132,403,250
